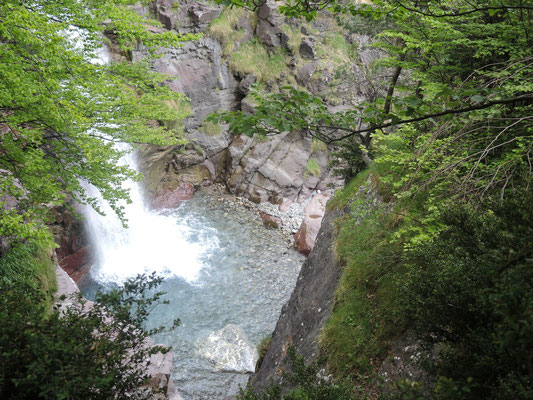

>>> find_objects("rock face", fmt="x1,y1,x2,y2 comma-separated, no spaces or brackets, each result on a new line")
249,205,345,389
225,132,335,205
293,192,330,255
151,0,222,33
135,34,239,204
137,0,359,209
197,324,258,373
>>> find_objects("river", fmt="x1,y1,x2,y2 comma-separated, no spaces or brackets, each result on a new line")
78,150,304,399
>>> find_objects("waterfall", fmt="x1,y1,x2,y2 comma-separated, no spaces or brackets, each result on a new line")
76,34,214,286
80,149,214,285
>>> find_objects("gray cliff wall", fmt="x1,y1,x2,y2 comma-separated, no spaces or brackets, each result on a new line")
250,204,344,389
136,0,386,208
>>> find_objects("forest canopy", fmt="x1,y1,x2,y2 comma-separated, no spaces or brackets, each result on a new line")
0,0,197,247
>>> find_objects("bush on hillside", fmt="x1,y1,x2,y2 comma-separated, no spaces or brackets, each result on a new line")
399,191,533,399
0,273,178,400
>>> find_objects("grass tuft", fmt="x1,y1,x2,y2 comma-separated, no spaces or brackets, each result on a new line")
229,40,288,82
207,7,247,55
199,120,223,136
305,158,321,177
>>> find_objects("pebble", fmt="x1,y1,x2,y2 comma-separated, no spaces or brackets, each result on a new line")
196,184,316,241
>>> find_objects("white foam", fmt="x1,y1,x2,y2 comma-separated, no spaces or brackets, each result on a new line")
81,150,217,285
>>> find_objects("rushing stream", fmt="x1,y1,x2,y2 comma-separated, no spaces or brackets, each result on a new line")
78,151,305,399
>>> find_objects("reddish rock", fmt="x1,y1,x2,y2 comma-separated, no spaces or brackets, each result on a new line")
151,183,194,209
260,212,281,229
59,245,94,283
278,198,292,213
293,193,330,256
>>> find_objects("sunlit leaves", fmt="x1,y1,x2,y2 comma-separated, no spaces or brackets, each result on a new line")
0,0,196,243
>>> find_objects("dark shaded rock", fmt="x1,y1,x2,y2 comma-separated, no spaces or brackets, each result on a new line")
58,245,93,283
260,212,281,229
238,74,257,95
249,205,343,389
299,39,315,59
296,61,318,86
256,1,289,48
257,21,288,48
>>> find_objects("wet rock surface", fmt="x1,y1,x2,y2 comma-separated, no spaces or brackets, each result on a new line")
198,324,258,373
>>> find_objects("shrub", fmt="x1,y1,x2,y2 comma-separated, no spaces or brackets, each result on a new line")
0,273,179,399
398,191,533,399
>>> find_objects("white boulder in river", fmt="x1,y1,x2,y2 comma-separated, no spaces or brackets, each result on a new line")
197,324,258,373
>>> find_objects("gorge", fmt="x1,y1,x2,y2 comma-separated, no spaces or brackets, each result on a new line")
1,1,531,400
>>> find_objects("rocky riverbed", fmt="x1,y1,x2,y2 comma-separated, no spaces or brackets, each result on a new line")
80,187,306,400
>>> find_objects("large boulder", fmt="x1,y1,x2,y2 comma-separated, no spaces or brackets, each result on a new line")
299,39,315,60
256,1,289,48
197,324,258,373
293,192,330,255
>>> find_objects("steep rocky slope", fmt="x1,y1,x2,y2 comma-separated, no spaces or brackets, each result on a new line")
135,0,382,213
249,203,344,389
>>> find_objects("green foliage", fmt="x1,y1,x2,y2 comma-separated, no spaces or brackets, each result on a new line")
0,273,179,399
0,239,56,295
327,169,371,211
237,346,354,400
398,192,533,399
213,0,532,204
330,139,368,181
321,188,405,379
214,1,532,398
229,40,289,82
0,0,199,245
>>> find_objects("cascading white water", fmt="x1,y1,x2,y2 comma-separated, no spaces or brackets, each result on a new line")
77,36,216,286
81,149,217,285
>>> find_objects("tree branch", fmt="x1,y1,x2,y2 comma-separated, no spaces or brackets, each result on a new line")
324,94,533,143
